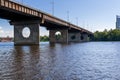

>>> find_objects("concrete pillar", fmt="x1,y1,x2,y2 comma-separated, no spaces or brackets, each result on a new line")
10,21,40,45
68,32,81,42
49,30,68,43
81,33,90,42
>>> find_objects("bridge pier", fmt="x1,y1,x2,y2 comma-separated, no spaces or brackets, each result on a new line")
68,32,81,42
10,21,40,45
49,30,68,43
81,33,90,42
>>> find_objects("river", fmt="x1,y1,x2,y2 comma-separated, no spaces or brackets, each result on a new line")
0,42,120,80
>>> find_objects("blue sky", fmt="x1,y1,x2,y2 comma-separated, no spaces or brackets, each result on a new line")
0,0,120,37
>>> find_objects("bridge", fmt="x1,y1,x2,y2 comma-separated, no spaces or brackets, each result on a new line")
0,0,93,45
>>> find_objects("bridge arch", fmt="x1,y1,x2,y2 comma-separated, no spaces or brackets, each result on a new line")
49,30,68,43
55,31,62,40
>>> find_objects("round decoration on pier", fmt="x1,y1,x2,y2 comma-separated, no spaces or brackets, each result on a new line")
22,27,31,38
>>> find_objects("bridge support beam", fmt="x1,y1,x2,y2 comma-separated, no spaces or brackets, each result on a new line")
10,21,40,45
81,33,90,42
49,30,68,43
68,32,81,42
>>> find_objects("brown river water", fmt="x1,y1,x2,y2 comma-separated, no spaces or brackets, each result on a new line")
0,42,120,80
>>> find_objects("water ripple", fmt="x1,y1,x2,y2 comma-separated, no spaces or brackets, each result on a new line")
0,42,120,80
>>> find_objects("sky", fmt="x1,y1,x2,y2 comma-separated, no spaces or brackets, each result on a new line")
0,0,120,37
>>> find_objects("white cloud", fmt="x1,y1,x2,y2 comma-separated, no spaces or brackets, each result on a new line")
0,26,13,37
40,27,49,36
0,27,4,33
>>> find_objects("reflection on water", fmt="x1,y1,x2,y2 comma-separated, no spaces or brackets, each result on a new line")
0,42,120,80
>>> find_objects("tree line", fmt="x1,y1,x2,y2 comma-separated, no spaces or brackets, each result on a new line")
40,34,61,42
40,29,120,42
40,36,49,42
92,29,120,41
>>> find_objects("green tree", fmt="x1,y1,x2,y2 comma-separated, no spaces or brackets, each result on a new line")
40,35,49,42
92,29,120,41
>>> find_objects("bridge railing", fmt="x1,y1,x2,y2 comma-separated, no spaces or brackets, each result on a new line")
0,0,68,26
0,0,42,17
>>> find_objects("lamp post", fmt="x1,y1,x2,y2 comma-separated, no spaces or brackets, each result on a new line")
76,17,78,26
67,11,69,22
22,0,23,3
51,0,54,15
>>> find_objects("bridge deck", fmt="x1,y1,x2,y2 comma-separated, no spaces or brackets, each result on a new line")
0,0,92,34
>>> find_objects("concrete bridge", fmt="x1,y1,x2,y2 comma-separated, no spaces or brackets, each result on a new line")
0,0,93,45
